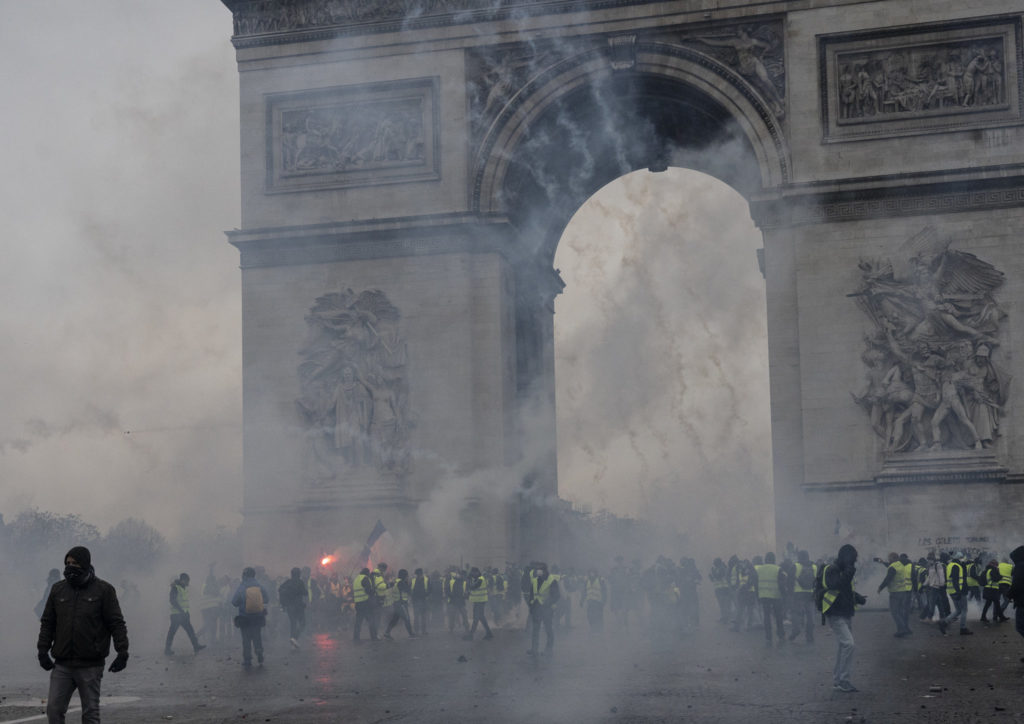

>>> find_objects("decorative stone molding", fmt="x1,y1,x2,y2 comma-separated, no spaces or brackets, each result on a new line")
749,172,1024,228
265,77,440,193
874,449,1007,486
819,15,1023,142
223,0,668,45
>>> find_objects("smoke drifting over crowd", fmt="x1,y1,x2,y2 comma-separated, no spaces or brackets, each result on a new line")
0,1,771,556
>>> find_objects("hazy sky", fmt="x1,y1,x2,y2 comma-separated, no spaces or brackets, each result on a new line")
0,2,772,549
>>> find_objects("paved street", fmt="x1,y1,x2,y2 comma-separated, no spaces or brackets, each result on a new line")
4,606,1022,723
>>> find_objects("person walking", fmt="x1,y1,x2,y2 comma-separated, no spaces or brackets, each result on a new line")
919,552,949,621
410,568,430,635
165,573,205,655
278,567,309,648
526,562,560,656
581,568,607,632
464,567,494,640
822,543,867,693
384,569,417,639
754,552,785,648
1008,545,1024,653
37,546,130,724
940,552,972,635
231,567,269,668
788,550,816,643
877,553,914,637
444,568,469,634
351,568,378,642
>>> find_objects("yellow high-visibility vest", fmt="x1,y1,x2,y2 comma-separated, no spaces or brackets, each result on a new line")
755,564,781,599
353,574,369,603
469,576,488,604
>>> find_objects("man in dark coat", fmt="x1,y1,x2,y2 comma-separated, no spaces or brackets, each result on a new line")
1008,545,1024,655
278,567,309,648
37,545,129,724
823,543,867,693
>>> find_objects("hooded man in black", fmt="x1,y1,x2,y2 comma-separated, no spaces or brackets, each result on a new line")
1008,545,1024,651
37,545,129,724
823,543,866,693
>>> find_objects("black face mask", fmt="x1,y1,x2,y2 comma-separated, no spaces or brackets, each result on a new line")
64,565,91,588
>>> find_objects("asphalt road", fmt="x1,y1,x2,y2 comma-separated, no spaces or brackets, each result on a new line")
3,605,1022,723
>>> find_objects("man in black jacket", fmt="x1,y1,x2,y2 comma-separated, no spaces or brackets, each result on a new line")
1008,545,1024,653
823,543,866,693
37,545,129,724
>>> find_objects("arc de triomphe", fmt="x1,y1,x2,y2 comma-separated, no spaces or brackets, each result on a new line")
219,0,1024,564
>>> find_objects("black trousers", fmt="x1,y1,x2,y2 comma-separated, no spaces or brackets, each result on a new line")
166,612,200,652
469,601,492,637
529,605,554,652
353,601,378,641
285,606,305,639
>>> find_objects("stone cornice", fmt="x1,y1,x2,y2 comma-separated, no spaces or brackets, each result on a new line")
227,212,518,268
222,0,673,47
750,167,1024,228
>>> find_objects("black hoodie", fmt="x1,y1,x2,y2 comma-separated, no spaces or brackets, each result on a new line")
824,544,866,618
1008,545,1024,606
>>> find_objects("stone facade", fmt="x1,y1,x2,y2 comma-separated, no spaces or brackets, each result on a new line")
220,0,1024,566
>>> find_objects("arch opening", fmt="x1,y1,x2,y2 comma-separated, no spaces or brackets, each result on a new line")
552,167,774,557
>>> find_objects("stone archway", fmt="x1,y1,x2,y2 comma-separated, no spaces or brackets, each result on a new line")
221,0,1024,567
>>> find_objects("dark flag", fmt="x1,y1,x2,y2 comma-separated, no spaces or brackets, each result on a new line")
360,520,387,565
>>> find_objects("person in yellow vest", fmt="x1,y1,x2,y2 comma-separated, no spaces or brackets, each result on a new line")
410,568,430,635
464,567,494,640
526,562,560,656
940,551,972,635
997,557,1014,622
351,567,378,642
384,569,417,639
788,550,816,643
370,563,389,635
877,552,914,637
980,558,1005,624
581,568,607,632
730,559,756,632
754,552,786,648
164,573,205,656
489,568,507,626
822,544,867,693
709,558,732,624
444,568,470,634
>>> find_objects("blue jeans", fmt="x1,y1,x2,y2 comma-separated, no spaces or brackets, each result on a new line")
827,616,855,687
47,664,103,724
945,592,968,630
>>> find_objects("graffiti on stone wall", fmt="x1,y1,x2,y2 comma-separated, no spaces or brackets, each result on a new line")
296,289,412,484
850,227,1011,453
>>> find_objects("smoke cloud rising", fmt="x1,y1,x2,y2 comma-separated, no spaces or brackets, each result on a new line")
0,2,771,559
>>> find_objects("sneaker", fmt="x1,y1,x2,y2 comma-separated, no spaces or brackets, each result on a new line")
289,637,299,649
834,682,859,693
194,645,207,653
959,629,973,636
938,620,948,635
164,649,174,656
383,633,394,640
483,633,494,640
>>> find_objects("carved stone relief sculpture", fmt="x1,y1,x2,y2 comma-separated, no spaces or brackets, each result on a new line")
820,18,1022,141
686,24,786,118
266,78,440,192
850,227,1010,453
296,289,412,485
